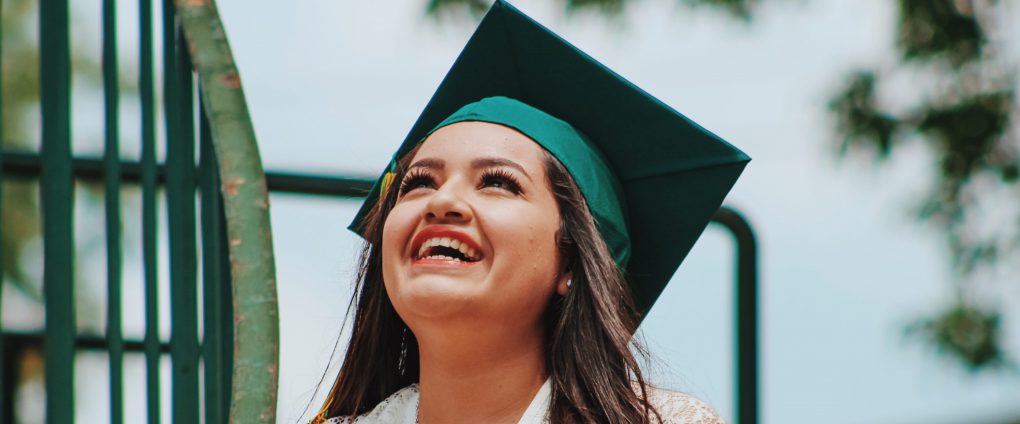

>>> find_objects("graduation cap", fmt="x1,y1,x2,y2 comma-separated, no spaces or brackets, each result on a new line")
350,0,749,317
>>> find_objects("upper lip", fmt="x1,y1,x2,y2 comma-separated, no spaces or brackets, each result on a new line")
410,226,483,260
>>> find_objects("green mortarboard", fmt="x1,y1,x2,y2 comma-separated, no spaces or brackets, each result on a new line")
349,0,750,317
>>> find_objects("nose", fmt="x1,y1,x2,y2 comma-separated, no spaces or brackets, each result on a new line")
423,179,473,223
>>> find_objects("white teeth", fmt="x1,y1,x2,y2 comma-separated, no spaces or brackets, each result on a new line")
424,255,460,261
415,236,481,261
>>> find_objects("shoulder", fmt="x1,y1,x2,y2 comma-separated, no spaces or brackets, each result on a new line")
325,384,420,424
643,385,726,424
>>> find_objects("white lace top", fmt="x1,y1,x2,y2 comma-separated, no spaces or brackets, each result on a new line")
326,379,724,424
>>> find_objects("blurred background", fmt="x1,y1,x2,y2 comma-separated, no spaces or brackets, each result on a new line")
2,0,1020,422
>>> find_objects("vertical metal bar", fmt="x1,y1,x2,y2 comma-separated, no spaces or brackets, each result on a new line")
165,5,200,421
1,337,20,424
39,0,76,423
0,0,5,414
0,202,4,422
199,97,232,424
736,227,759,424
711,207,759,424
102,0,125,423
139,0,161,421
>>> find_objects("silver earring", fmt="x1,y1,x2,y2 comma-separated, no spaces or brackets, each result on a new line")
566,279,572,288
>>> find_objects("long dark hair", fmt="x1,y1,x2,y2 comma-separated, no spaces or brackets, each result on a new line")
312,146,662,423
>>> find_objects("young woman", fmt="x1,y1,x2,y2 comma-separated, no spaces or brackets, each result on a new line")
313,2,748,423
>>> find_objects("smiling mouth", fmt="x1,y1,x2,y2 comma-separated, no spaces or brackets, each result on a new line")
414,237,482,263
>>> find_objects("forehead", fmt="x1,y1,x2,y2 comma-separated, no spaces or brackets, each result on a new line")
412,121,549,169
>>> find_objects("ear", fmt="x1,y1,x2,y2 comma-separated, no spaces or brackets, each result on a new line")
556,272,572,296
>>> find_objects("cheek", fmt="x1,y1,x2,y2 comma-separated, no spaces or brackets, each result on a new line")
484,204,562,283
485,212,561,320
381,204,418,269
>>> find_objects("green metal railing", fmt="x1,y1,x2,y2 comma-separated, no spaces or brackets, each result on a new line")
39,2,77,424
2,0,277,422
177,1,281,420
102,1,125,423
1,0,759,423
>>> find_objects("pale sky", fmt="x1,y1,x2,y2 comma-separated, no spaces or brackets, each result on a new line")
4,0,1020,423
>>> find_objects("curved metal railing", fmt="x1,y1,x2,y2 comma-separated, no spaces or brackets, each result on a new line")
175,1,280,422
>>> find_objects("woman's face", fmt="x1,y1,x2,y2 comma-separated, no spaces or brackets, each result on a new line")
382,121,564,329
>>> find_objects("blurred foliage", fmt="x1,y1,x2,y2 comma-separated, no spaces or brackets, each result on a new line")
683,0,753,21
907,304,1008,371
2,0,104,301
2,0,44,298
829,0,1017,371
830,71,899,156
897,0,986,67
426,0,754,21
426,0,491,17
918,91,1015,193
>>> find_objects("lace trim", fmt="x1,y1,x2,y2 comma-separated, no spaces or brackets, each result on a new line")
325,383,724,424
645,386,725,424
325,384,420,424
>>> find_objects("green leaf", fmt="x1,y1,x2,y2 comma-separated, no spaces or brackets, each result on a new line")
908,302,1009,371
896,0,985,66
829,71,900,159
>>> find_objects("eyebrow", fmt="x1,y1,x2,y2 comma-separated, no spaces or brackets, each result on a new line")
471,157,533,182
407,157,533,182
407,158,444,171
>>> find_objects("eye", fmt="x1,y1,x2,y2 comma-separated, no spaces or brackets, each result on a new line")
398,169,436,195
479,169,523,195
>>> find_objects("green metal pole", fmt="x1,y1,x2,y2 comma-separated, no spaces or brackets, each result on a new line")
0,0,6,416
174,1,279,422
102,0,125,422
164,6,200,422
39,0,76,423
0,151,375,197
2,339,19,424
199,100,233,424
139,0,162,422
711,207,759,424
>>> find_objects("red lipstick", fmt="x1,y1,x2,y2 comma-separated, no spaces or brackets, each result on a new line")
410,226,483,264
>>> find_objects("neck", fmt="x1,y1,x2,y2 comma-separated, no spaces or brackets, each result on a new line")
414,322,547,424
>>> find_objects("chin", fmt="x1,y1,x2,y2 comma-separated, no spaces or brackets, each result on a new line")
389,275,481,320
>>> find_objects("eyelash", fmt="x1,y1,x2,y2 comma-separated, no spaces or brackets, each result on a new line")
479,169,523,194
397,169,524,196
398,169,436,195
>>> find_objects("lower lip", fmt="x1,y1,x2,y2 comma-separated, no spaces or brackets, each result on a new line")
411,258,478,267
